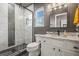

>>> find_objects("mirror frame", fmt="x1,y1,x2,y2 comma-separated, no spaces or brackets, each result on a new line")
55,12,67,27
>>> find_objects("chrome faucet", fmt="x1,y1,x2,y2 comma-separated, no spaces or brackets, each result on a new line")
57,30,60,36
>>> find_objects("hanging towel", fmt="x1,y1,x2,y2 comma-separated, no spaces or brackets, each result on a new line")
73,6,79,25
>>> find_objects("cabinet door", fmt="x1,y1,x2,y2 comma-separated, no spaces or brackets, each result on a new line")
41,45,54,56
41,40,51,56
41,38,61,56
41,38,56,56
41,43,61,56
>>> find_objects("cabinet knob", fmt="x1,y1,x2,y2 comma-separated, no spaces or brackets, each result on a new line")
43,40,46,42
53,48,55,50
73,46,78,49
59,49,61,52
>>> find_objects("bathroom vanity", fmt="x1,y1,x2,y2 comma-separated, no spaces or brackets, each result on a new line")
35,34,79,56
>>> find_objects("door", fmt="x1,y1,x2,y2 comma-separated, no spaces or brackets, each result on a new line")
24,9,33,44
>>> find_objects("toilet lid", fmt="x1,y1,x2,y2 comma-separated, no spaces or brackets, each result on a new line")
27,42,39,48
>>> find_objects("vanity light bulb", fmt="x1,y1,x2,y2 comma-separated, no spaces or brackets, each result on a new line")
54,8,57,10
48,4,51,9
64,4,67,7
49,8,52,12
58,3,62,6
52,3,56,7
58,6,62,9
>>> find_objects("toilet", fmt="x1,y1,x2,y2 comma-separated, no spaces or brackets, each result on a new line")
27,42,40,56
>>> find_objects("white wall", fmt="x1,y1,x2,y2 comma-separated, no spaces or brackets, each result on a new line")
0,3,8,51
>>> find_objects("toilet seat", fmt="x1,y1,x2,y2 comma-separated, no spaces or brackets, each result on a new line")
27,42,40,52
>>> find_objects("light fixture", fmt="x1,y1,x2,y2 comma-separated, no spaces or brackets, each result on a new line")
52,3,56,7
58,3,62,6
54,7,57,10
48,4,52,9
64,4,67,8
48,8,52,12
58,6,62,9
48,3,67,11
48,4,52,11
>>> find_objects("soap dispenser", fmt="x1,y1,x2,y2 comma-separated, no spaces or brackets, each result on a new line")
64,30,67,37
57,30,60,36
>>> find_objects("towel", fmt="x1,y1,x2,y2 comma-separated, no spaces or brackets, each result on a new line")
73,6,79,25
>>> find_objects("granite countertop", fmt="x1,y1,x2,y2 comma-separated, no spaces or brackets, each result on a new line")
35,34,79,42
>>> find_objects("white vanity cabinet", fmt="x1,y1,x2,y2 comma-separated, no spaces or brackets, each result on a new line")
36,36,61,56
35,34,79,56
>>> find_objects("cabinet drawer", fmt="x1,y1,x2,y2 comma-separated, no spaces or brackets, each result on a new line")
49,38,65,48
50,38,79,52
61,48,79,56
63,41,79,51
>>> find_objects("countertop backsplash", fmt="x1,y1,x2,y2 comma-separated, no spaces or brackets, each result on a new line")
46,31,79,37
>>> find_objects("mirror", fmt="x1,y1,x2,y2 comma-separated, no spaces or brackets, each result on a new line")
55,12,67,27
50,12,67,27
49,3,68,28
